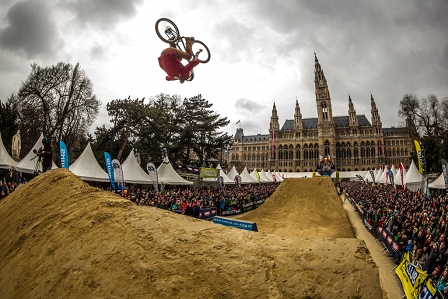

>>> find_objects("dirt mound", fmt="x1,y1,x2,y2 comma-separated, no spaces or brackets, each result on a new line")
238,177,354,238
0,169,383,299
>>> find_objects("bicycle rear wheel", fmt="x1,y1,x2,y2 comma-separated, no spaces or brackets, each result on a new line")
192,40,211,63
155,18,180,44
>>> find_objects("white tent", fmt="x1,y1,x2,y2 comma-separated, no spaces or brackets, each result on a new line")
395,166,407,186
377,166,388,184
157,158,193,185
404,160,424,191
250,170,267,183
260,170,273,182
375,168,384,183
14,133,58,173
275,172,284,182
239,167,258,184
428,173,446,189
121,151,153,184
0,131,18,169
69,143,109,182
227,165,239,181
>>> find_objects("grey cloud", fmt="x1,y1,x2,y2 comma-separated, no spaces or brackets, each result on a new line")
60,0,144,30
0,0,62,59
235,98,264,113
90,44,105,60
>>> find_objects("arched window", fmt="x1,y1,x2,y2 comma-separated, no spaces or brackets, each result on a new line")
321,102,328,120
304,149,308,160
325,140,330,156
289,150,294,160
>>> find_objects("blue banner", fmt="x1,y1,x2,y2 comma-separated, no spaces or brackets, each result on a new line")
213,216,258,231
59,140,69,168
104,152,115,192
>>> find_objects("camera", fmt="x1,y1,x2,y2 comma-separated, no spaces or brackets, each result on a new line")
32,147,44,160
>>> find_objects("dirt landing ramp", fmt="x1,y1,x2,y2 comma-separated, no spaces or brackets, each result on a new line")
237,177,355,238
0,169,383,299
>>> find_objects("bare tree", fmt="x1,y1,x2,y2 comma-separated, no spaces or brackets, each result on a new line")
12,62,100,150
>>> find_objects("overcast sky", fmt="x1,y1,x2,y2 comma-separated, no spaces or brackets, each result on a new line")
1,0,447,138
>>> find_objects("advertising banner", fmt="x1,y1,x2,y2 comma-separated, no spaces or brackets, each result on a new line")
112,159,124,191
200,167,219,178
103,152,115,192
59,140,69,168
146,162,158,191
395,252,439,299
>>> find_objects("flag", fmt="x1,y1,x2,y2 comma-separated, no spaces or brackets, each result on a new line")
236,120,240,124
104,152,115,192
59,140,69,168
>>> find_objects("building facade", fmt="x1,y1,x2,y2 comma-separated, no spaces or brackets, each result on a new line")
229,54,413,173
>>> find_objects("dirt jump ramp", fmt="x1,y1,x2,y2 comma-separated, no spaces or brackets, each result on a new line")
0,169,382,299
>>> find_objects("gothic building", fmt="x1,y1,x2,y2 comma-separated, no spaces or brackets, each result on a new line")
229,54,413,173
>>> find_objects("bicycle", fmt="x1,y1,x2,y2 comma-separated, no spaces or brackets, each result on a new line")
155,18,210,82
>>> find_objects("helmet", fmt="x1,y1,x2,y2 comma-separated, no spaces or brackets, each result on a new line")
42,137,49,144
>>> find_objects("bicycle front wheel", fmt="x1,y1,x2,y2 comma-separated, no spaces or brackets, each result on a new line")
155,18,180,44
192,40,211,63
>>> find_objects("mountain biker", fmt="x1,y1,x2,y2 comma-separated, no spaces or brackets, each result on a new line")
158,37,200,82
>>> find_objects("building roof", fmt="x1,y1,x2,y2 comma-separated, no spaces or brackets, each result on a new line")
280,115,372,131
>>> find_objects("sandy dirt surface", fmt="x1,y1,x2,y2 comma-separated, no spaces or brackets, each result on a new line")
0,169,399,298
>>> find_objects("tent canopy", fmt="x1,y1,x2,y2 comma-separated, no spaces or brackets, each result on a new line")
69,143,109,182
157,158,193,185
0,131,18,169
121,151,154,184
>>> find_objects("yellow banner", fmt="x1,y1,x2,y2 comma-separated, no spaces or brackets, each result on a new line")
394,252,437,298
414,140,423,174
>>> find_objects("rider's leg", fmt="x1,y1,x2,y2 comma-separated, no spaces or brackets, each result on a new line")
161,47,192,61
179,59,200,79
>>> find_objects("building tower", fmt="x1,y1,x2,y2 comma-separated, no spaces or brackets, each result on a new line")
348,94,359,134
294,98,303,130
314,53,336,158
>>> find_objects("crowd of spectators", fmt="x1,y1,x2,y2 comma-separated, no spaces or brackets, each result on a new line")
342,181,448,297
0,172,25,199
123,183,279,218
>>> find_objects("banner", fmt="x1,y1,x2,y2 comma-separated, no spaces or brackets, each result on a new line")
59,140,69,168
234,175,241,188
199,167,219,178
369,170,375,183
254,170,260,183
414,140,425,174
146,162,158,191
400,163,405,191
442,159,448,195
112,159,124,191
104,152,115,192
356,174,365,183
395,252,438,299
388,169,394,188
